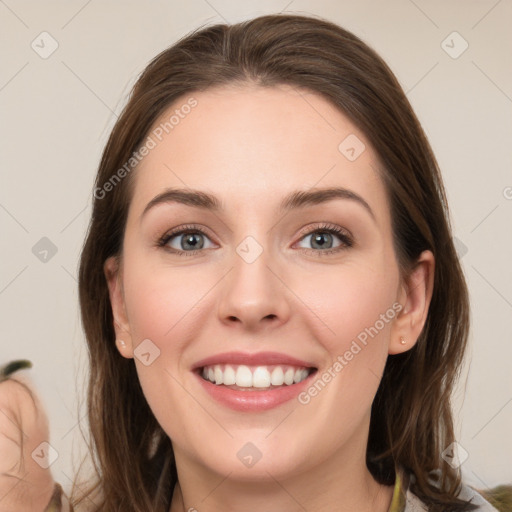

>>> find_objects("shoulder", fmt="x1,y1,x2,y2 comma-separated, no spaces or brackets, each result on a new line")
398,467,500,512
455,481,501,512
404,483,499,511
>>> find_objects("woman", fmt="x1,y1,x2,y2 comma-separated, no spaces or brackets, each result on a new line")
0,13,503,512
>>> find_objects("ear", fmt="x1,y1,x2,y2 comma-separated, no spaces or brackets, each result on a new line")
389,250,435,355
104,256,134,359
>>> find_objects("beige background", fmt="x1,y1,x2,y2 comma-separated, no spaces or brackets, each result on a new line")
1,0,511,497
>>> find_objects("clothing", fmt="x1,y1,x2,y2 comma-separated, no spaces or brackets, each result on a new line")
44,483,73,511
389,465,500,512
45,469,499,512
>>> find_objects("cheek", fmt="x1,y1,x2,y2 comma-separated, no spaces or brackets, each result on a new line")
295,258,400,353
121,239,400,426
291,259,400,420
122,255,204,344
120,257,205,435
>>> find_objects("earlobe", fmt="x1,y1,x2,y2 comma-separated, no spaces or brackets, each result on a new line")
389,250,435,355
115,338,132,358
104,256,134,359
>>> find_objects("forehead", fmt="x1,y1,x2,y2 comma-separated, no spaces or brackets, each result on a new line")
128,83,389,223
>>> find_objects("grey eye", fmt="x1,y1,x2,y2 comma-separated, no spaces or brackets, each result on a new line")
166,231,213,251
297,231,342,250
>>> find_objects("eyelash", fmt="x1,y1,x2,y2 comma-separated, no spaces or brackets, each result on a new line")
157,223,354,257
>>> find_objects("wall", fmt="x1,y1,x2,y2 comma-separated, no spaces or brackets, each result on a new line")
1,0,510,497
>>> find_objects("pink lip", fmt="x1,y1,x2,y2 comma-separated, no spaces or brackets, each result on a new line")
191,351,317,370
191,352,318,412
193,370,317,412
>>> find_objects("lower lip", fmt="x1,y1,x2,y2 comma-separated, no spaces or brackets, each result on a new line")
194,370,316,412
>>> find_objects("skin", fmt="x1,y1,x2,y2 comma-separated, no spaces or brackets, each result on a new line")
0,375,56,512
105,83,435,512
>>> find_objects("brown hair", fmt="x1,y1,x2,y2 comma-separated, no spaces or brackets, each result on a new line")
77,13,476,511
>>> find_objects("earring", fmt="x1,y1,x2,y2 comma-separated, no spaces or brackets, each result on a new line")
118,340,126,347
400,336,406,345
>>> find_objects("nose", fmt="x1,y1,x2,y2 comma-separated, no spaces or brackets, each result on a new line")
216,243,291,332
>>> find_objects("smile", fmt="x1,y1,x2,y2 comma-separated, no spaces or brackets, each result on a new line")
200,364,314,390
191,351,318,411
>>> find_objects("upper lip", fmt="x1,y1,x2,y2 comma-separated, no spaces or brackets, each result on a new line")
192,351,317,371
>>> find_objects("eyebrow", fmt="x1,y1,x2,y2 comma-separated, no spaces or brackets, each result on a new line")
141,186,375,221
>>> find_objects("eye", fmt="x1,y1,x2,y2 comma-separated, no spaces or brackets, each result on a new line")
157,222,353,257
295,223,353,256
158,224,215,256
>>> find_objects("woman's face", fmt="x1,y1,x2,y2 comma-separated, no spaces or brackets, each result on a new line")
106,83,432,483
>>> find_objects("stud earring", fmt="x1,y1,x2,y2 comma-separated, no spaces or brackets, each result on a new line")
400,336,406,345
118,340,126,347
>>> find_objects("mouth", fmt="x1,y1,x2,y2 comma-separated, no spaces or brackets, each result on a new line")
191,351,319,411
196,363,317,391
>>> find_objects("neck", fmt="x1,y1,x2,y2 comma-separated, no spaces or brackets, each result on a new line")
169,441,394,512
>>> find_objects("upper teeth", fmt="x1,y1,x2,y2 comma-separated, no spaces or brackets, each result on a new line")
201,364,311,388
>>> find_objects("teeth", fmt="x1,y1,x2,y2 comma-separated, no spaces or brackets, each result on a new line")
253,366,271,388
284,367,295,385
201,364,312,388
223,365,236,385
235,366,252,387
214,366,223,385
270,366,284,386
